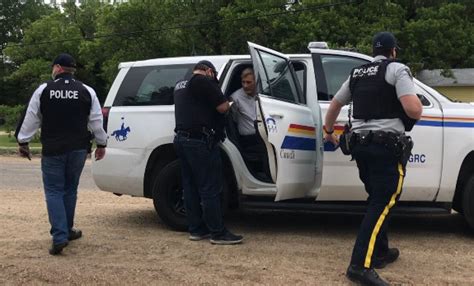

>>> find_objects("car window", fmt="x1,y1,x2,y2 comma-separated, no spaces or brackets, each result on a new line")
292,61,306,104
319,55,368,101
113,64,194,106
256,50,301,103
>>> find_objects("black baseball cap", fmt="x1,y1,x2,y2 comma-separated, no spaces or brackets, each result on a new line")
195,60,217,72
52,53,77,68
372,32,400,50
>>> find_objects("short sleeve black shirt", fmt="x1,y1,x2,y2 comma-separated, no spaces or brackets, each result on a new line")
174,74,226,132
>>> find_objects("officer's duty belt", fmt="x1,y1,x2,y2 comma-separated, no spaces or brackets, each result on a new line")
176,130,208,140
352,130,402,146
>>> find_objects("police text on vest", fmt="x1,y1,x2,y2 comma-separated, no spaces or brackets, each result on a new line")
50,90,79,99
352,66,379,78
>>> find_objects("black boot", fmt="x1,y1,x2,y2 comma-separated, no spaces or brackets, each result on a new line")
68,228,82,241
373,248,400,269
49,241,68,255
346,265,389,286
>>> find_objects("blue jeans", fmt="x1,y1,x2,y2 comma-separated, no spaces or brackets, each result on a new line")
173,135,226,237
41,149,88,244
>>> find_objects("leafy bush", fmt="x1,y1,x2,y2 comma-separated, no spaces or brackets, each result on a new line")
0,105,25,134
0,105,41,143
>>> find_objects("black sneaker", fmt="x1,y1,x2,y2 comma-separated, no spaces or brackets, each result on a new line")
346,265,389,286
189,233,211,241
373,248,400,269
68,228,82,241
49,241,68,255
210,231,243,245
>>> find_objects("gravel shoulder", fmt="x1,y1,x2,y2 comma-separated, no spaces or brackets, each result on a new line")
0,156,473,285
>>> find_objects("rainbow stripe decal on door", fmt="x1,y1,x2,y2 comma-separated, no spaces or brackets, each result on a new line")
281,124,317,151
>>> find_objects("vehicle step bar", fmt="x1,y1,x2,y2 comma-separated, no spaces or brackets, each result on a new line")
240,201,451,215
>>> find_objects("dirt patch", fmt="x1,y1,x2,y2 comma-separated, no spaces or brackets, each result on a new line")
0,157,473,285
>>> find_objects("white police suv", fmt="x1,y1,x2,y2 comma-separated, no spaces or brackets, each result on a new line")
92,42,474,231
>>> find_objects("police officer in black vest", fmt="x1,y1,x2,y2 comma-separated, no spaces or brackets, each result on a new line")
174,60,243,245
16,53,107,255
324,32,422,285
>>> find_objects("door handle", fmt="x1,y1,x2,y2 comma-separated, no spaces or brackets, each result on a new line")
269,113,284,119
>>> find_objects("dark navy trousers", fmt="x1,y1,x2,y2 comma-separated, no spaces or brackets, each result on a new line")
173,135,226,238
350,142,406,268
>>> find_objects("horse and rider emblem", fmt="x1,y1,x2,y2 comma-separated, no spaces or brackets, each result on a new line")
111,117,131,141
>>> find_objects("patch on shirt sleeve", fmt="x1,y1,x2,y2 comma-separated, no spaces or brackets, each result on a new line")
401,66,413,79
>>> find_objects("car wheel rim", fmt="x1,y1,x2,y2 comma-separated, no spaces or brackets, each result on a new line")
171,185,186,216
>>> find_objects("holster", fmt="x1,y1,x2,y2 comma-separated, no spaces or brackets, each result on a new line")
339,124,354,156
397,135,413,166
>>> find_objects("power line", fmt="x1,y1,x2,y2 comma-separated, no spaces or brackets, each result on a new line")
11,0,362,47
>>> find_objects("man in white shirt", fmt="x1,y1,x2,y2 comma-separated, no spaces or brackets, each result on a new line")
229,68,270,181
229,68,258,149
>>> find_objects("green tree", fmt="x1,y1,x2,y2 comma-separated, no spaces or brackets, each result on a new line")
402,3,474,72
4,11,83,104
2,0,473,106
0,0,54,54
0,0,54,105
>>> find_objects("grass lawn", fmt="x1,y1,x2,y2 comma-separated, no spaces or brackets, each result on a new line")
0,134,41,148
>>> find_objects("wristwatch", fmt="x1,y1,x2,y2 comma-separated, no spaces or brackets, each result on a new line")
323,125,334,135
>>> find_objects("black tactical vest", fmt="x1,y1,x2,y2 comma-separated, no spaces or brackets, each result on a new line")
349,60,416,131
39,74,92,155
174,74,225,139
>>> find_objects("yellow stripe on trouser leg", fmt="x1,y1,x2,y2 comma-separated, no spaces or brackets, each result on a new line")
364,163,405,268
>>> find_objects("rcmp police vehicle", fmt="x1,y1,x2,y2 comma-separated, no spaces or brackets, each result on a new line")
92,42,474,231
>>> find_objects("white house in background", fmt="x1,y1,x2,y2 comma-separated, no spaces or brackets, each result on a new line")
417,69,474,102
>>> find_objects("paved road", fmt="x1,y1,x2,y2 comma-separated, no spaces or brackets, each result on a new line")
0,156,98,191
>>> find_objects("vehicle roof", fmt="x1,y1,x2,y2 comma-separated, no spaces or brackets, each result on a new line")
118,55,249,72
118,48,375,70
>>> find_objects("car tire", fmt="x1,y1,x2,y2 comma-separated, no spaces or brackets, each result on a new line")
152,159,229,232
462,174,474,230
152,160,187,231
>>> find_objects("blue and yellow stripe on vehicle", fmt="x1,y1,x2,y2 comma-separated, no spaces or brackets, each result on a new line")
417,115,474,128
281,124,316,151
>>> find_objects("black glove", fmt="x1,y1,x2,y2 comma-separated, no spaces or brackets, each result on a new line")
18,144,31,160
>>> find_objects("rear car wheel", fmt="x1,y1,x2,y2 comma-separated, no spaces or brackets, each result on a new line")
462,174,474,230
152,159,229,232
152,160,187,231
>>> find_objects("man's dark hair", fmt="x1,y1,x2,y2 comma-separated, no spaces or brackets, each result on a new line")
193,60,216,73
373,48,393,58
193,63,210,72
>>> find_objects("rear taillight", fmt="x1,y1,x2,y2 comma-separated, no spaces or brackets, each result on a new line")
101,107,110,132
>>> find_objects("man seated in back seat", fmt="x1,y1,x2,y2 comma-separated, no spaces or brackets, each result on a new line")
230,68,269,180
230,68,259,149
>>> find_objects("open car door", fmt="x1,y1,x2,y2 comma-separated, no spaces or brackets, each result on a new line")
248,42,322,201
